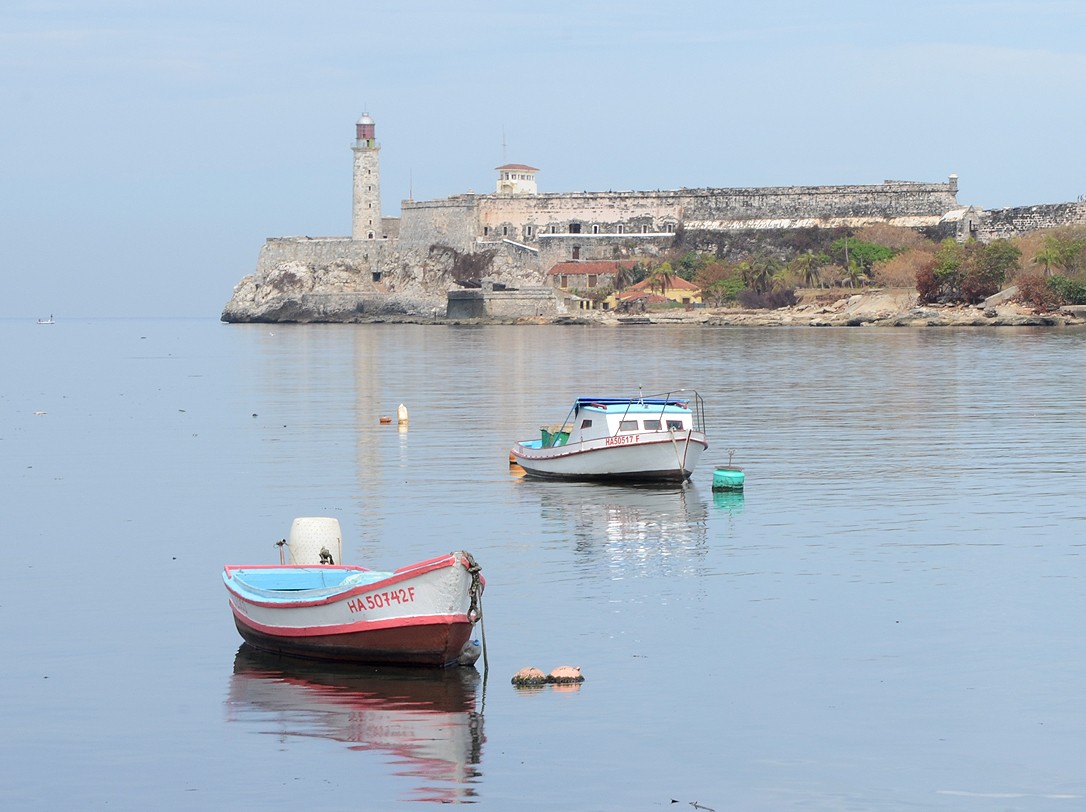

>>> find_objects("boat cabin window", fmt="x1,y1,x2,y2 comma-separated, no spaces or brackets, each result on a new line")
644,419,662,430
619,420,639,432
666,419,683,430
580,419,592,429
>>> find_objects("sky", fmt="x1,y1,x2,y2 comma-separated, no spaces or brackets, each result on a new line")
2,0,1084,318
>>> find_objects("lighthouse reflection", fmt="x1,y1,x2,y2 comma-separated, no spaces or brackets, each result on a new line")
227,645,484,803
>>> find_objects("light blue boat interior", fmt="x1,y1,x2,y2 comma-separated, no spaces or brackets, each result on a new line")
226,567,390,601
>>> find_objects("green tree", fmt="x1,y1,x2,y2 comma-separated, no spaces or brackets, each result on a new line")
790,251,822,288
675,251,702,282
841,259,866,288
1032,235,1062,276
830,236,896,277
696,259,743,306
645,262,676,295
739,253,781,293
931,238,966,299
961,239,1018,303
614,263,642,292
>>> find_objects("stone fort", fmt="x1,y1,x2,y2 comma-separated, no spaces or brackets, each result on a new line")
222,113,1086,321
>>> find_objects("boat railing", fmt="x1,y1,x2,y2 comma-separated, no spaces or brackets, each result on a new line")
613,389,705,434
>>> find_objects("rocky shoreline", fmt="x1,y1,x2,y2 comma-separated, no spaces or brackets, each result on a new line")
223,289,1086,328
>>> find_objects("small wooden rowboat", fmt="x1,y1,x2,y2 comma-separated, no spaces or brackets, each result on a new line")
223,518,484,667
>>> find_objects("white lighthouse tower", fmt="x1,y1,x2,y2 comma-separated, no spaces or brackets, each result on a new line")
351,113,381,240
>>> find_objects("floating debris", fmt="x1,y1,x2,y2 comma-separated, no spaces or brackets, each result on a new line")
511,666,548,686
548,665,584,683
512,666,585,687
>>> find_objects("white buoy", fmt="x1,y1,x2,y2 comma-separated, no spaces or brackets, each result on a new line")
397,403,409,426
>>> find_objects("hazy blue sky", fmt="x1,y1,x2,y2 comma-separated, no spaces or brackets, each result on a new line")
3,1,1084,318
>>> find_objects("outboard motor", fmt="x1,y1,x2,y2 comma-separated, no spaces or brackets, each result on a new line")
286,517,343,565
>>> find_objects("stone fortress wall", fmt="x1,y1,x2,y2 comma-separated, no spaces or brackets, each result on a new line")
973,200,1086,241
398,179,962,258
222,112,1086,322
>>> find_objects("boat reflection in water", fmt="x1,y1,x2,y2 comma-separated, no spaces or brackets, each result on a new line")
520,479,711,577
227,645,484,802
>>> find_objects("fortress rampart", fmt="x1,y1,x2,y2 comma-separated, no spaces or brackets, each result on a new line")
397,179,961,254
257,237,384,269
974,201,1086,241
221,113,1086,323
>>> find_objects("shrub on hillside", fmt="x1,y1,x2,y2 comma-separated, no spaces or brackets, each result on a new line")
738,288,799,309
916,259,940,304
1047,274,1086,305
917,239,1018,304
855,224,930,251
1015,272,1062,310
873,247,936,287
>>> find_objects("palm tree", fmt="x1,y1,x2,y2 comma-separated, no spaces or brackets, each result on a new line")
791,251,821,288
645,262,676,297
769,267,792,291
842,259,866,288
614,262,641,293
1032,236,1062,277
746,254,780,293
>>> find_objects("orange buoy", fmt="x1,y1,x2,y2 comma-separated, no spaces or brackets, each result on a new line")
379,416,392,424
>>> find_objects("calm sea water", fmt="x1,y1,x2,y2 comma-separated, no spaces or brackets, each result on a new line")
2,318,1085,811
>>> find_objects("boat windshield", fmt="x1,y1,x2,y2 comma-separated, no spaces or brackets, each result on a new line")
571,390,705,434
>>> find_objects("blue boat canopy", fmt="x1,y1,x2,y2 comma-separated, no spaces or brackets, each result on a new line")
574,397,689,409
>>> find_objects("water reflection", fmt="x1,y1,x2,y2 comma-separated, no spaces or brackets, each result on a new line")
517,479,711,577
227,645,484,803
711,489,745,514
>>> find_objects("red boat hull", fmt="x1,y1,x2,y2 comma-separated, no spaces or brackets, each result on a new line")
232,613,475,667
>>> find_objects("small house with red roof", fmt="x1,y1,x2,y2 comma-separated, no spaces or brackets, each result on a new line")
615,275,702,308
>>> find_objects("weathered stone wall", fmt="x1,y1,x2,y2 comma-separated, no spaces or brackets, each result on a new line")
399,179,960,249
538,233,673,268
682,181,958,223
446,287,561,319
398,197,479,253
975,201,1086,241
474,193,682,243
256,236,390,270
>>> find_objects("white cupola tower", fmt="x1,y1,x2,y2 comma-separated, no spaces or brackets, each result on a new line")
351,113,381,240
495,163,539,196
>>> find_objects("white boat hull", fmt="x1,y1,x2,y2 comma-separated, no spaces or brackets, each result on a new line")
511,431,708,482
223,552,482,667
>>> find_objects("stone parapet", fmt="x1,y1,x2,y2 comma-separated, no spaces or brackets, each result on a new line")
976,201,1086,241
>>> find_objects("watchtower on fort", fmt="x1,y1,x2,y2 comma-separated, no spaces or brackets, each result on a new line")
495,164,539,196
352,113,382,240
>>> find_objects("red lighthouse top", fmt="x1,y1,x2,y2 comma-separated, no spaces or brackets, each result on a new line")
356,113,375,143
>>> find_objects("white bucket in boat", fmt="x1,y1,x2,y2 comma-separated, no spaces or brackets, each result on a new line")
287,517,343,565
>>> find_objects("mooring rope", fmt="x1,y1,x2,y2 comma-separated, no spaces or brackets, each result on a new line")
463,552,488,682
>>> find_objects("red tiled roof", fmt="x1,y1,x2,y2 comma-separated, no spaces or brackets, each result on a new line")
616,291,669,303
623,275,699,292
495,163,540,172
547,260,637,276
